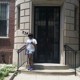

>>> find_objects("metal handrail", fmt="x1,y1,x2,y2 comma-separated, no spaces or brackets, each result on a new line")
17,45,26,53
64,45,77,76
17,45,26,71
17,31,29,71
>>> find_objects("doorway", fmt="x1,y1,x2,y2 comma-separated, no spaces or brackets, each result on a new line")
34,6,60,63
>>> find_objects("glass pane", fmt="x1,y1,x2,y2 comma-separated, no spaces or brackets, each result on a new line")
39,8,46,21
54,9,59,21
54,44,59,59
35,8,39,21
54,24,59,38
0,20,7,36
0,3,7,19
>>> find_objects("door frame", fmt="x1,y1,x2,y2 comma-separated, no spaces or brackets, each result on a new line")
30,2,65,64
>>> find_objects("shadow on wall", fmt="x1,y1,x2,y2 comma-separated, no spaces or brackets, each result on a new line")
0,52,12,64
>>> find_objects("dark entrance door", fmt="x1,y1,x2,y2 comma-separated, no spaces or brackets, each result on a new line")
34,6,60,63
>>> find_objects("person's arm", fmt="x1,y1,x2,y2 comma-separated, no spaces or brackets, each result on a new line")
31,39,37,46
31,42,37,46
25,43,27,55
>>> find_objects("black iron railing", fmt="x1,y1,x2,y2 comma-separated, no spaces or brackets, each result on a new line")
64,45,77,76
17,45,27,71
17,31,29,71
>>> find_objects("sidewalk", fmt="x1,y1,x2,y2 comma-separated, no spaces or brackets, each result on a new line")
13,73,80,80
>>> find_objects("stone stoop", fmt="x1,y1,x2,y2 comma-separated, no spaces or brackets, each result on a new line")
18,63,75,75
26,63,69,70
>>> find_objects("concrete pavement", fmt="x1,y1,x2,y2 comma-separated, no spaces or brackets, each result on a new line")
13,73,80,80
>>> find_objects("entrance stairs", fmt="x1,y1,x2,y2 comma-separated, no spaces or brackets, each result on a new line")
18,63,75,75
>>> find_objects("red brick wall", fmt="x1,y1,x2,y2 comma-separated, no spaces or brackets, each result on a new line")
0,0,15,64
79,0,80,50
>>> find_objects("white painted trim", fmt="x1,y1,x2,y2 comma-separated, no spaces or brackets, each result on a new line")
30,1,32,33
0,37,9,39
7,3,10,37
60,2,65,64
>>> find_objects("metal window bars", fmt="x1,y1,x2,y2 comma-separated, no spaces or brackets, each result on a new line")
0,1,9,36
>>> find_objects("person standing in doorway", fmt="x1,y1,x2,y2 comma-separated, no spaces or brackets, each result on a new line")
26,33,37,70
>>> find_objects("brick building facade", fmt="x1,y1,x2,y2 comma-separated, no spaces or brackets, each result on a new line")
0,0,80,67
0,0,15,64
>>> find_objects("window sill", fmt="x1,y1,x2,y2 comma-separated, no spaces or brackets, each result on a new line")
0,37,9,39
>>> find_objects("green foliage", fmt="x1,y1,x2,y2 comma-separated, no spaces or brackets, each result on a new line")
2,71,9,77
0,64,16,80
0,76,4,80
0,72,3,77
5,66,16,73
0,72,4,80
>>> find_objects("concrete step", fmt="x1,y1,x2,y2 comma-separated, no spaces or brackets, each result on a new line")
26,63,69,70
19,67,75,75
13,73,80,80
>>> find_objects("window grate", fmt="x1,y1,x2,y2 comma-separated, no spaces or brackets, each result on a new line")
0,2,9,37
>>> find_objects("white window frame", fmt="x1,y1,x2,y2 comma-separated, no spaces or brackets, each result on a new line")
0,2,9,38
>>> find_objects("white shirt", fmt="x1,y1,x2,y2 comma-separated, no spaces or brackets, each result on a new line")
26,38,37,51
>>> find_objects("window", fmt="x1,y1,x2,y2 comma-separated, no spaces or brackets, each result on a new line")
17,5,20,29
0,2,9,37
74,7,77,30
